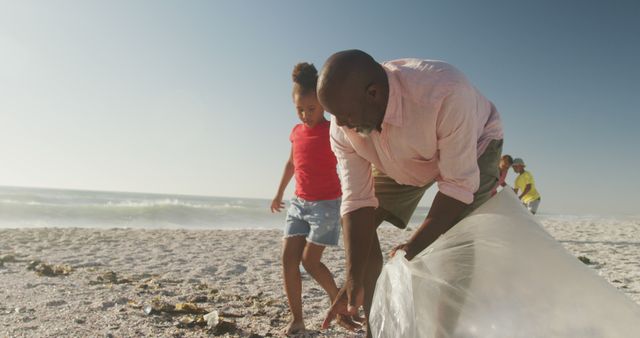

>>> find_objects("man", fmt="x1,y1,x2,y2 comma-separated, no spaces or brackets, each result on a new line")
512,158,541,214
317,50,503,336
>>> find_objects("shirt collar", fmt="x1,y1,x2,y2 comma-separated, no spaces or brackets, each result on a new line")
382,64,403,127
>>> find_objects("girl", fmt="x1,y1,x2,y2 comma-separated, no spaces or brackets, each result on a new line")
270,62,359,335
492,154,513,196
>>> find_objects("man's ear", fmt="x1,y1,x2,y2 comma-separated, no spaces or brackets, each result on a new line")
366,83,378,99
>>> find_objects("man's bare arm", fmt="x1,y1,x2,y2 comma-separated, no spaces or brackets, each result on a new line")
322,206,376,328
396,192,467,260
343,207,377,288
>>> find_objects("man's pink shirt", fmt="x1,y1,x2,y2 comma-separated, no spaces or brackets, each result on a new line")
330,59,503,216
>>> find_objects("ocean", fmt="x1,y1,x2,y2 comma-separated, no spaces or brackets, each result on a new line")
0,186,286,229
0,186,435,230
7,185,622,230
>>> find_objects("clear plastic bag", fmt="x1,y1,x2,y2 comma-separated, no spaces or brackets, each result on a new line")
370,189,640,338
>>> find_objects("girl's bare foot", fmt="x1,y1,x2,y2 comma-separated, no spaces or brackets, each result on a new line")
282,320,306,336
336,314,364,332
352,314,367,325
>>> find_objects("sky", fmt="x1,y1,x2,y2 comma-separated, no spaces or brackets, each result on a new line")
1,0,638,215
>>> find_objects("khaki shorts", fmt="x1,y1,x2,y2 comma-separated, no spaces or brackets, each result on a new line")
374,139,503,229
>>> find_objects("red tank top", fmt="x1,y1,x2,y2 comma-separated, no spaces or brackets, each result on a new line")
290,120,341,201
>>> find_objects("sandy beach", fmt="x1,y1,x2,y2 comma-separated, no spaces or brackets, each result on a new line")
1,218,639,337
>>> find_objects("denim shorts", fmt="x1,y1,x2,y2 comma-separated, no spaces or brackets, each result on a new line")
284,197,341,246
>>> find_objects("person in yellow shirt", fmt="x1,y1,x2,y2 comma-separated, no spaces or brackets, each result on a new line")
512,158,541,214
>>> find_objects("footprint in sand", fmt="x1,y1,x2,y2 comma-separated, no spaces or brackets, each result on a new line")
225,264,247,276
45,300,67,307
200,265,218,274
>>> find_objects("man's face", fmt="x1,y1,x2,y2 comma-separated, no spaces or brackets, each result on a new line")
320,85,383,136
512,164,525,174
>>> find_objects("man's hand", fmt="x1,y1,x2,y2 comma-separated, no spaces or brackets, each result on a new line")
322,279,365,329
270,196,284,213
322,207,375,331
390,242,415,260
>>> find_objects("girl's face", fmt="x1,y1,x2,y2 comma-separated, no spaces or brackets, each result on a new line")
499,158,511,170
294,92,325,128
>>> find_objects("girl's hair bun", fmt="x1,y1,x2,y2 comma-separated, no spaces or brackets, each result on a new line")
292,62,318,93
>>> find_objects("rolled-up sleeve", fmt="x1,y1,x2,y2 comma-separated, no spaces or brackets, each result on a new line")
435,85,480,204
329,119,379,216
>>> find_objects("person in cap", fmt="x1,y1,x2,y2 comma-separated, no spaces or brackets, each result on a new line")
512,158,541,214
